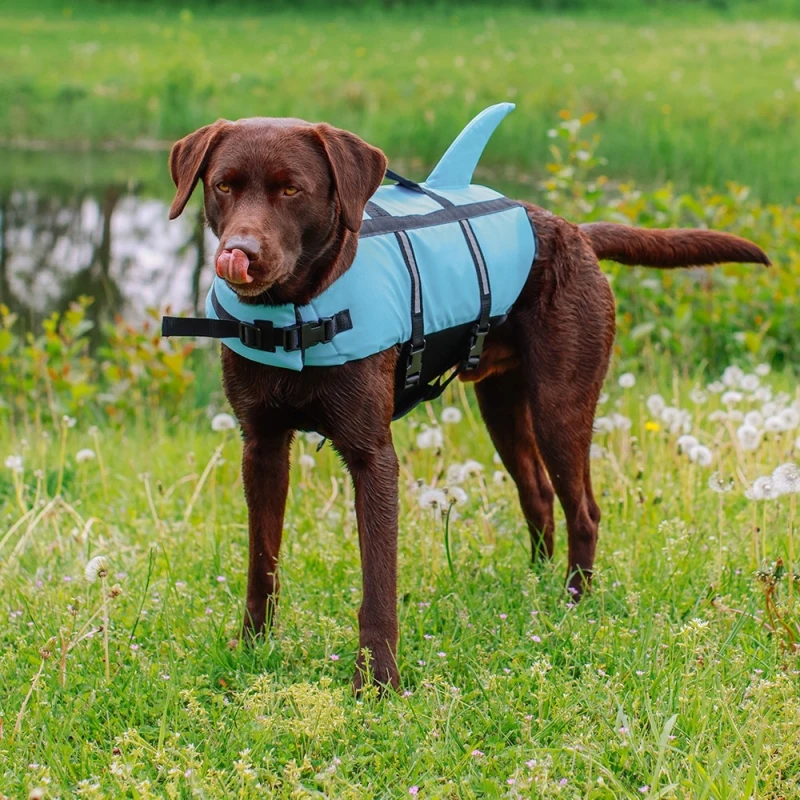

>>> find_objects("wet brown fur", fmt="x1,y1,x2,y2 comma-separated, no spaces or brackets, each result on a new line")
168,118,769,691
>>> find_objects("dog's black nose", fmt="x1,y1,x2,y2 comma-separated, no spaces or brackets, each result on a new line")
223,235,261,262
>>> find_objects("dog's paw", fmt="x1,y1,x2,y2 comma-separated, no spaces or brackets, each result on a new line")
353,646,399,695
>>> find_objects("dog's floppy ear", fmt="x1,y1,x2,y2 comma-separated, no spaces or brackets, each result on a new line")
168,120,229,220
312,124,387,233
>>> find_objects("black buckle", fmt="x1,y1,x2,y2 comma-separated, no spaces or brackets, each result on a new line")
404,341,425,388
239,321,266,350
284,317,336,352
464,323,489,370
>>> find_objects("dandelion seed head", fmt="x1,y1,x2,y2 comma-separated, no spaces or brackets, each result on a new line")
76,448,96,463
416,426,443,450
441,406,462,424
772,463,800,495
708,472,734,493
418,488,447,510
676,434,699,454
688,445,713,467
722,365,744,387
755,363,771,376
764,415,787,433
85,556,109,583
722,390,743,406
5,454,23,473
305,431,324,445
493,469,507,484
737,424,762,451
211,413,236,432
646,394,666,416
298,453,315,469
618,372,636,389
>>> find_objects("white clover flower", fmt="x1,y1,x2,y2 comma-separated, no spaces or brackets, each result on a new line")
594,416,615,433
445,486,468,506
689,387,707,405
618,372,636,389
772,463,800,495
764,415,787,433
744,411,764,428
76,448,96,463
780,408,799,431
416,426,444,450
211,413,236,432
298,454,315,469
740,374,759,392
441,406,463,424
419,488,447,510
611,413,632,431
707,381,725,394
85,556,110,583
721,391,743,406
589,443,606,460
755,363,771,376
646,394,666,416
305,431,324,445
492,470,507,484
737,424,762,451
688,445,713,467
677,435,699,453
5,454,23,473
722,366,744,387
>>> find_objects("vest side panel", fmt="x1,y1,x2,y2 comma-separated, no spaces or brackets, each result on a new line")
205,280,305,370
300,234,413,366
468,205,536,317
367,184,443,217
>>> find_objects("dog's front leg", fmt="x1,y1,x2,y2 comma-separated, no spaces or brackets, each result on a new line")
338,435,400,691
240,427,293,639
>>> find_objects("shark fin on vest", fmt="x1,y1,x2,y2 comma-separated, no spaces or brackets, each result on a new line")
423,103,515,191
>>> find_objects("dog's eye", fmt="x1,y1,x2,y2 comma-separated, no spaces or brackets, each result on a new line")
216,182,230,193
283,187,299,196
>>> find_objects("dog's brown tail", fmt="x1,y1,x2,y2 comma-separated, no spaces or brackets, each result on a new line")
580,222,770,268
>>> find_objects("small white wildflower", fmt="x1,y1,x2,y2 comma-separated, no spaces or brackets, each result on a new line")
305,431,324,445
722,366,744,387
298,454,315,469
764,415,787,433
677,435,699,454
722,391,743,406
689,387,707,405
707,381,725,393
85,556,110,583
460,459,484,478
754,363,771,376
446,486,468,506
762,402,779,417
416,426,444,450
5,454,23,473
441,406,463,424
660,406,680,425
598,392,609,405
754,386,772,403
447,463,465,484
589,443,606,460
780,408,799,430
62,415,77,428
646,394,666,416
611,413,632,431
708,410,728,423
493,470,507,484
772,463,800,495
744,411,764,428
708,472,734,493
76,448,96,463
211,413,236,432
689,445,713,467
419,488,447,510
740,374,759,392
737,424,762,451
594,416,615,433
618,372,636,389
746,476,778,501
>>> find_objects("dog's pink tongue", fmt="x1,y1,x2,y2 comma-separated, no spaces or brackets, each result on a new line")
216,249,253,284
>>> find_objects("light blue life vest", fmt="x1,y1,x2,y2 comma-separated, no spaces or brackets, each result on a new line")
163,103,537,418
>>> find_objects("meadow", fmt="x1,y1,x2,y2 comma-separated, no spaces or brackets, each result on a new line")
2,1,800,797
2,4,800,200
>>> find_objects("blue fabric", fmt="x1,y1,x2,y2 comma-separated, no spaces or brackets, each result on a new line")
207,103,536,370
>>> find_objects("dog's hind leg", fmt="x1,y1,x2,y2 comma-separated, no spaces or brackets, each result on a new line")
474,368,555,561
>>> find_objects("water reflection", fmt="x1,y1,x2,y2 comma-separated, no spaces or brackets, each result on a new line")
0,184,216,331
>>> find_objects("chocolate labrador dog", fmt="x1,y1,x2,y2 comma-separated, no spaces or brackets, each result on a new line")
167,116,768,690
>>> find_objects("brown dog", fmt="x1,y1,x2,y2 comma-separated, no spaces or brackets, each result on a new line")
167,116,769,690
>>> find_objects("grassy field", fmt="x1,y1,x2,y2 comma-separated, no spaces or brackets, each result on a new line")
1,362,799,797
2,6,800,200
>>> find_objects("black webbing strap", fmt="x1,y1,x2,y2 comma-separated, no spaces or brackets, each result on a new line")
161,307,352,353
384,168,454,208
458,219,492,369
394,228,425,389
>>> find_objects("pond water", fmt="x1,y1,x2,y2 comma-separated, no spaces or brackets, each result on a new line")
1,148,217,331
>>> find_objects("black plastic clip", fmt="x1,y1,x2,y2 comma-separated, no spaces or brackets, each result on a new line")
464,324,489,371
404,341,426,388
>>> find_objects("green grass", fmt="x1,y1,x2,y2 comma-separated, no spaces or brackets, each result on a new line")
2,364,799,797
2,6,800,200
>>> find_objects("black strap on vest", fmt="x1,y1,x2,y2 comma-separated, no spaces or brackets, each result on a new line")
383,167,493,376
162,291,352,354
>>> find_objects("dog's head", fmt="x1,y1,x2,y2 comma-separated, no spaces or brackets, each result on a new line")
168,117,387,303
